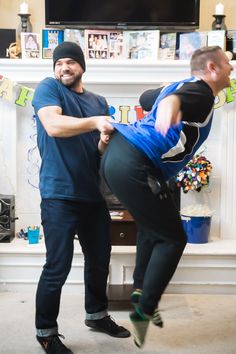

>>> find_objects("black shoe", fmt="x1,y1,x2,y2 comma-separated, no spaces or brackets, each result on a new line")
36,334,73,354
85,315,131,338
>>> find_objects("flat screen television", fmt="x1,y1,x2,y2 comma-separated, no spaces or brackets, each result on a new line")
45,0,200,30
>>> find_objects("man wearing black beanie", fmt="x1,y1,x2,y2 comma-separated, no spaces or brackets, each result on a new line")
32,41,130,354
53,41,86,71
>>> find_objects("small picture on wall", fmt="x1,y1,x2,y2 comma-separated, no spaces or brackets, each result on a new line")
21,32,41,59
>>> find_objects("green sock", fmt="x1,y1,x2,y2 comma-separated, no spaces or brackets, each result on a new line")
131,290,164,328
129,307,150,348
131,289,142,307
152,308,164,328
136,306,150,321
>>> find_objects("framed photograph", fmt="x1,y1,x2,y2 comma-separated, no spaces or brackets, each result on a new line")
0,29,16,58
208,30,225,50
21,32,41,59
159,32,177,60
124,30,160,60
109,31,124,59
64,29,85,50
179,32,208,60
42,29,64,59
226,30,236,57
85,29,109,59
84,29,125,60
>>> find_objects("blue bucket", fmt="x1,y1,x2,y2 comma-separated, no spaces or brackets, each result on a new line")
181,215,211,244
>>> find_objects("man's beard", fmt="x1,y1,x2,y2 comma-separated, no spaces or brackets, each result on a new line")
59,72,82,89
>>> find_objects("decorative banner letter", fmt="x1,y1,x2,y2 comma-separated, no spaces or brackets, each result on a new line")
214,90,226,109
15,86,34,107
134,105,145,120
0,78,14,102
119,106,130,124
225,79,236,104
109,105,116,120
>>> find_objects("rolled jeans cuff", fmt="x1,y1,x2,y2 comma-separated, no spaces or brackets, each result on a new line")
86,309,107,320
36,327,58,337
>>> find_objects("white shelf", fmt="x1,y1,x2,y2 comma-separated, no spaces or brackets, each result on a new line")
0,58,211,84
1,237,236,256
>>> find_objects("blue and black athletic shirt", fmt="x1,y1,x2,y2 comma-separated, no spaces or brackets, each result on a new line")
113,77,215,181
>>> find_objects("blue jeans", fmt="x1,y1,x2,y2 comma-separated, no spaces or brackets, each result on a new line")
36,199,111,333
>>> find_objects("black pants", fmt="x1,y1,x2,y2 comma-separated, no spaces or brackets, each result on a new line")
36,199,111,331
100,131,187,316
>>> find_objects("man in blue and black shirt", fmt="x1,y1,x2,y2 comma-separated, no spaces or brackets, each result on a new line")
100,46,233,348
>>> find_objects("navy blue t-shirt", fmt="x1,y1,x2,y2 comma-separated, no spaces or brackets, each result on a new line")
32,77,109,201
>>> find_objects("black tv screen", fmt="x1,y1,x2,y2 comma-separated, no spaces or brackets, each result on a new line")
45,0,200,30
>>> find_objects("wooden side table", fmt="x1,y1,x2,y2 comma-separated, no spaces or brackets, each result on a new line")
110,210,137,246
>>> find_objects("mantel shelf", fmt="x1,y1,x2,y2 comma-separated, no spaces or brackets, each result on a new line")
2,58,235,85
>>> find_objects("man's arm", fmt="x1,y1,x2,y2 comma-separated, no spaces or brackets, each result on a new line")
38,105,114,138
155,81,214,136
139,87,163,112
155,95,182,136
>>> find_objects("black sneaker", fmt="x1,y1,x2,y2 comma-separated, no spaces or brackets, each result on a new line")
85,315,131,338
36,334,73,354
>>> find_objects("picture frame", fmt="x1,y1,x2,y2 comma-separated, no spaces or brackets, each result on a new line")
64,29,85,50
21,32,41,59
124,30,160,60
42,29,64,59
84,29,124,60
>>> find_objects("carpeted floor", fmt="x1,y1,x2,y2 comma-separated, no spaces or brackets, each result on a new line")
0,292,236,354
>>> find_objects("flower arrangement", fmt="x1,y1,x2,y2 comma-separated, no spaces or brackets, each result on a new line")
176,154,213,193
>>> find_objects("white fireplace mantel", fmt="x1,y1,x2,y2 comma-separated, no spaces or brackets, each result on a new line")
1,58,236,85
1,58,197,84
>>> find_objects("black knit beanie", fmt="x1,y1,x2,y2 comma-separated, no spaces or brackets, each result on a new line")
53,41,86,72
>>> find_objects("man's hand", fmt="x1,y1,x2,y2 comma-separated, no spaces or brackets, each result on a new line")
98,132,113,154
97,117,114,154
96,116,114,135
100,132,111,144
155,95,182,136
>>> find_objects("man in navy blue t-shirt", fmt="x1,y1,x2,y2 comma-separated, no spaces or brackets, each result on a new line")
32,42,130,354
